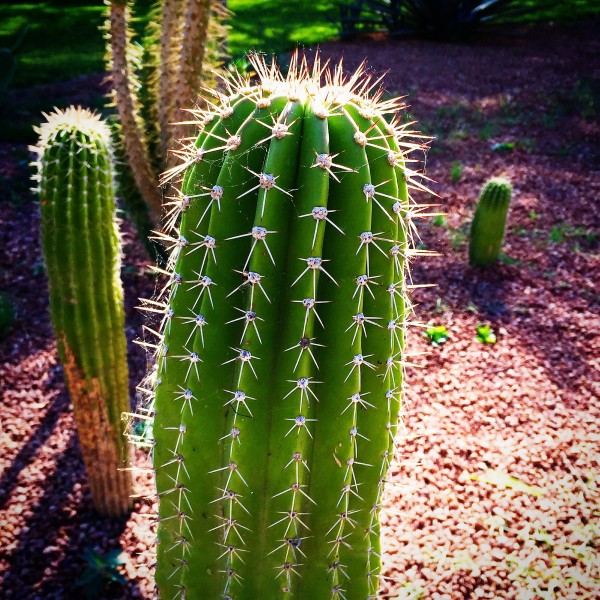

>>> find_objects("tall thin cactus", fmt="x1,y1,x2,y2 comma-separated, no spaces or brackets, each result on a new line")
33,107,132,516
469,176,512,267
105,0,229,226
137,54,430,598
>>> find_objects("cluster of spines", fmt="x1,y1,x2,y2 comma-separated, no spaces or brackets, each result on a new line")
133,53,432,599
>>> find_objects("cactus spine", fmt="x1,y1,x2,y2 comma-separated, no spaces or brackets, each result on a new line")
34,107,132,516
469,177,512,267
143,54,427,598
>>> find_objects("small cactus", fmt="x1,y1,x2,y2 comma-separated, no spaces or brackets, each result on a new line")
141,54,428,598
469,177,512,266
33,107,132,516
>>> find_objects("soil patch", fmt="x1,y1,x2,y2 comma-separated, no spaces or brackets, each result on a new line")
1,19,598,599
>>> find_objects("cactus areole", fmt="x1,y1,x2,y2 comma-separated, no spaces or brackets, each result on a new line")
144,54,427,599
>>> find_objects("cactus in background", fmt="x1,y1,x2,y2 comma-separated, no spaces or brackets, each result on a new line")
33,107,132,516
469,177,512,267
139,54,429,598
105,0,229,225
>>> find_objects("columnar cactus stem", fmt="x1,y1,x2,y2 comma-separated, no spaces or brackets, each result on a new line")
143,54,428,598
105,0,229,228
469,176,512,267
33,107,132,516
107,0,162,221
158,0,183,155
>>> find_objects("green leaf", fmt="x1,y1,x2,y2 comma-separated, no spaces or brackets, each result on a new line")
499,252,518,265
75,546,127,596
81,547,104,568
75,567,98,586
491,141,515,152
104,549,127,566
108,569,127,585
424,324,448,347
476,324,496,344
76,569,105,598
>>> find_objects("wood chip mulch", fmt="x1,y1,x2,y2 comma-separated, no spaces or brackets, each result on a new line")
1,19,599,600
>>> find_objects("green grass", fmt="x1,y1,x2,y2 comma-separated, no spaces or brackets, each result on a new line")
2,1,599,89
0,0,339,89
229,0,338,58
549,223,597,245
0,2,107,88
504,0,600,23
450,161,463,183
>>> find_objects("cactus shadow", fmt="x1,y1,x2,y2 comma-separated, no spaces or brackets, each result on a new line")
466,266,511,319
0,391,68,511
467,265,589,400
427,257,590,402
0,432,139,599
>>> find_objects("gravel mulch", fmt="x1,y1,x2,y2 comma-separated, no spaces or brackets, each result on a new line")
1,19,599,600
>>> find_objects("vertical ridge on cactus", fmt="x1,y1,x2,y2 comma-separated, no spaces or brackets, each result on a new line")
140,53,429,598
33,107,133,516
469,176,512,267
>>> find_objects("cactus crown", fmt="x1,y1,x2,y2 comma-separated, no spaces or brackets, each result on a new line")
140,53,429,599
480,177,512,202
33,106,114,155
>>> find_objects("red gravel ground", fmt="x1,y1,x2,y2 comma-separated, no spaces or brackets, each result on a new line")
1,19,599,600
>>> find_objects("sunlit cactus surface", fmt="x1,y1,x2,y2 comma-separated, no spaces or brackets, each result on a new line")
140,54,429,599
34,107,132,516
469,177,512,267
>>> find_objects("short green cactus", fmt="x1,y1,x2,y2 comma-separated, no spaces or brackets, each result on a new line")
142,54,427,598
33,107,132,516
469,177,512,266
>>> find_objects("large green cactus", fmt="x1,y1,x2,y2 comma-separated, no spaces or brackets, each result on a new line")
33,107,132,516
143,55,427,598
469,177,512,267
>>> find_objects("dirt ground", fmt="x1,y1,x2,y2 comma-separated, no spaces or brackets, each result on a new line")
0,19,599,600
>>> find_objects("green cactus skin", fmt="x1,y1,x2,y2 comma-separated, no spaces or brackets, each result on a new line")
469,177,512,267
33,107,132,516
143,55,426,599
